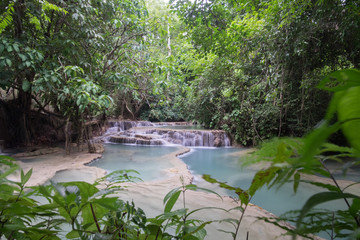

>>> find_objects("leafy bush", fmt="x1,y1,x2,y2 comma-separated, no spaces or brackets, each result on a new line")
0,157,222,240
245,69,360,239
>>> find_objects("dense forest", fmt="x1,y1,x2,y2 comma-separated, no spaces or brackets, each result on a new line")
1,0,359,148
1,1,360,239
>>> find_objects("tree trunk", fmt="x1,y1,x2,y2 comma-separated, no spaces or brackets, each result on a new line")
167,20,171,81
84,123,95,153
124,99,135,120
18,89,33,146
64,117,71,155
278,68,284,137
76,119,84,151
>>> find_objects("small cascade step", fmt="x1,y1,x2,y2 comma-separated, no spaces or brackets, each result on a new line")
109,135,164,145
103,121,231,147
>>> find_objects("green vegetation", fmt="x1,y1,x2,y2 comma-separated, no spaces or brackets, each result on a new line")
1,0,360,239
1,0,359,147
243,69,360,239
170,0,360,145
0,156,222,239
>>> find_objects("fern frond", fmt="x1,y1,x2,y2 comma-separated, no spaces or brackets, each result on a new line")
40,0,68,15
0,3,15,34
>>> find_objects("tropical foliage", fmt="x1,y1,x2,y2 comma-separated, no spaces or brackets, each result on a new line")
0,0,155,149
0,155,231,240
1,0,360,239
170,0,360,145
243,69,360,239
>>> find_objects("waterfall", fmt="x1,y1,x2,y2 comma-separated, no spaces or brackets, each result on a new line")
224,133,231,147
103,120,155,142
107,120,154,133
201,132,214,147
104,121,231,147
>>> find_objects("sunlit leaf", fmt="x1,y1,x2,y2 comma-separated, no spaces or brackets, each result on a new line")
318,69,360,92
164,189,181,213
337,86,360,153
300,121,340,169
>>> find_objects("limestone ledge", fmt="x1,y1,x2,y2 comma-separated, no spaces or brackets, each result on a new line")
12,147,61,158
109,135,164,145
11,148,104,186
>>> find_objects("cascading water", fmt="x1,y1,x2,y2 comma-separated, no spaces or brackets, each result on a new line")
106,120,155,133
103,120,231,147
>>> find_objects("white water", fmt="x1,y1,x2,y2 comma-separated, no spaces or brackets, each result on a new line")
104,121,231,147
105,120,155,134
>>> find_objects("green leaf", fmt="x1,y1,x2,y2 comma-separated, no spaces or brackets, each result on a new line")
145,224,163,239
324,90,344,121
297,192,360,228
0,44,4,54
66,230,79,239
164,189,181,213
318,69,360,92
183,221,210,239
13,44,19,52
337,86,360,153
21,169,32,185
319,142,355,155
185,184,223,200
350,198,360,218
5,58,12,67
300,121,341,168
187,206,227,219
61,181,99,203
203,174,248,204
18,53,27,62
160,208,187,219
248,167,279,197
163,187,181,204
301,180,340,192
0,155,17,164
293,172,300,193
0,166,19,179
349,228,360,240
22,80,31,92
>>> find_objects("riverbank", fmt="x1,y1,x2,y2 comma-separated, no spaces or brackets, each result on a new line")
9,145,105,186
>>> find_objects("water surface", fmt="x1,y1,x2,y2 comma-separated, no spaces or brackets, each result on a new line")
89,143,181,181
179,148,350,217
